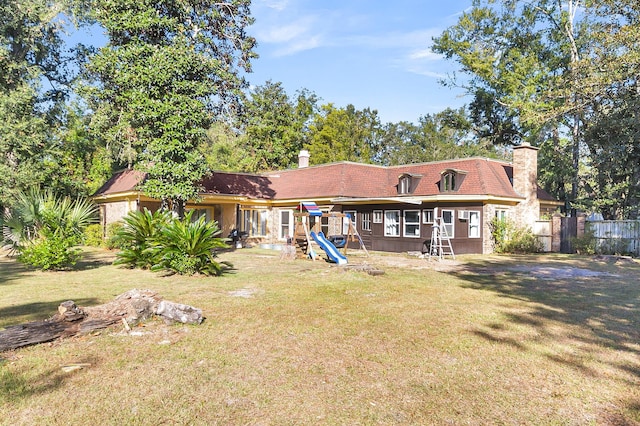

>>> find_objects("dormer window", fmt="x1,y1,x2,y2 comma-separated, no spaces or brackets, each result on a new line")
398,173,422,195
440,169,467,192
443,172,455,191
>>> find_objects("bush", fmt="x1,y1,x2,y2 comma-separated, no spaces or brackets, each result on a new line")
490,217,543,254
113,209,232,276
105,221,126,250
18,234,81,270
113,209,172,269
571,228,597,255
150,212,231,276
84,224,104,247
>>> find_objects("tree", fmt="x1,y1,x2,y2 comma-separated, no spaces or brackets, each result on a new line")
83,0,257,216
235,81,318,172
0,0,86,207
306,104,381,164
375,108,500,166
432,0,589,204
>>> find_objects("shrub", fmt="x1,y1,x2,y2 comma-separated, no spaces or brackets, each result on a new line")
18,234,81,270
490,217,542,254
84,224,104,247
113,209,172,269
105,221,126,250
150,212,231,276
1,189,97,270
571,228,597,255
113,209,232,276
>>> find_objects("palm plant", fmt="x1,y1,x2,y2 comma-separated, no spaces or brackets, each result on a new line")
1,189,98,269
113,208,173,269
150,212,232,276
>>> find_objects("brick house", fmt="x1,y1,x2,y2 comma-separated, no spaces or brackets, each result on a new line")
92,143,560,255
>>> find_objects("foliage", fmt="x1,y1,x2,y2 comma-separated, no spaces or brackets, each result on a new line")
113,209,173,269
83,223,104,247
83,0,257,216
114,208,231,276
150,212,232,276
235,81,318,172
0,0,90,205
105,221,126,250
1,189,98,270
374,107,502,165
307,103,380,164
18,234,82,270
490,217,542,254
571,227,597,256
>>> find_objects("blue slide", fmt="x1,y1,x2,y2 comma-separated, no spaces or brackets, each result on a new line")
310,231,348,265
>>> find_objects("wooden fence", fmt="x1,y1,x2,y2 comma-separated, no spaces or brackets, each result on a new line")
586,220,640,256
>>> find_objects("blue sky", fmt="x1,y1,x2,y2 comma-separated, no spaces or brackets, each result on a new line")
67,1,472,124
247,0,473,124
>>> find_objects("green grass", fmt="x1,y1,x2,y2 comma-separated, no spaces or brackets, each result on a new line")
1,248,639,425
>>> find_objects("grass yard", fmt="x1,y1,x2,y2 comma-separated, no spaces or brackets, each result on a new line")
1,248,639,425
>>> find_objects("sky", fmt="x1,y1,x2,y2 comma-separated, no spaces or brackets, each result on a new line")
66,0,473,125
246,0,473,124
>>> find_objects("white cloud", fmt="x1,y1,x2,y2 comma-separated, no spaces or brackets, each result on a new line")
259,0,289,12
409,48,441,61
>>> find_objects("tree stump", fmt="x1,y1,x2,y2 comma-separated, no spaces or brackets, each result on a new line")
0,289,204,352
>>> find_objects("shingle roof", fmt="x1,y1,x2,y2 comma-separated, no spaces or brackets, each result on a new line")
93,157,551,201
93,169,145,196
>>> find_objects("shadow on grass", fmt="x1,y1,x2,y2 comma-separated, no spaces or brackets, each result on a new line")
452,254,640,376
0,355,100,404
0,255,32,285
0,298,100,328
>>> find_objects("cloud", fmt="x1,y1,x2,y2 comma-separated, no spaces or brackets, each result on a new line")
409,48,441,61
259,0,289,12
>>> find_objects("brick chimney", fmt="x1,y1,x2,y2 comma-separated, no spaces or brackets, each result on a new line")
512,142,540,225
298,150,310,168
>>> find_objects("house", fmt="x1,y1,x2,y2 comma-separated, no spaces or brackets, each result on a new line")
92,143,561,255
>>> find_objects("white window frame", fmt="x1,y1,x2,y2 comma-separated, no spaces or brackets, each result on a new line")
384,210,400,237
279,209,293,240
362,212,371,231
343,210,356,234
403,210,421,238
373,210,383,223
468,210,480,238
441,209,454,238
399,176,411,194
422,208,435,224
495,209,508,221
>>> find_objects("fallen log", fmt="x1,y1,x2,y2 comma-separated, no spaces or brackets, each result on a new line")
0,289,204,352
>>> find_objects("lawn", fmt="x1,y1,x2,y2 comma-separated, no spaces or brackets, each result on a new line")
1,248,639,425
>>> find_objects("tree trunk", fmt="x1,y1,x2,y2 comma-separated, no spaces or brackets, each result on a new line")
0,290,204,352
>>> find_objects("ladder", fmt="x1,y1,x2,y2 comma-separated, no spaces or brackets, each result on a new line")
428,218,455,260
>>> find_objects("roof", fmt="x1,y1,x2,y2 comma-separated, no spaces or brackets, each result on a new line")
93,169,145,197
93,157,552,203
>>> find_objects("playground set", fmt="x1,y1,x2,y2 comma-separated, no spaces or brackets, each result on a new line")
292,202,368,264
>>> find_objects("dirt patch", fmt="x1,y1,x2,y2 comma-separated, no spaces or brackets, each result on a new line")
509,265,619,280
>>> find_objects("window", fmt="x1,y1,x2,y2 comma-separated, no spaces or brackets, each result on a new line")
362,212,371,231
399,175,411,194
280,210,293,240
373,210,383,223
241,209,267,236
384,210,400,237
441,209,454,238
495,209,508,221
403,210,420,237
343,211,356,234
442,172,456,192
422,208,435,224
468,211,480,238
188,208,209,222
321,215,329,235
